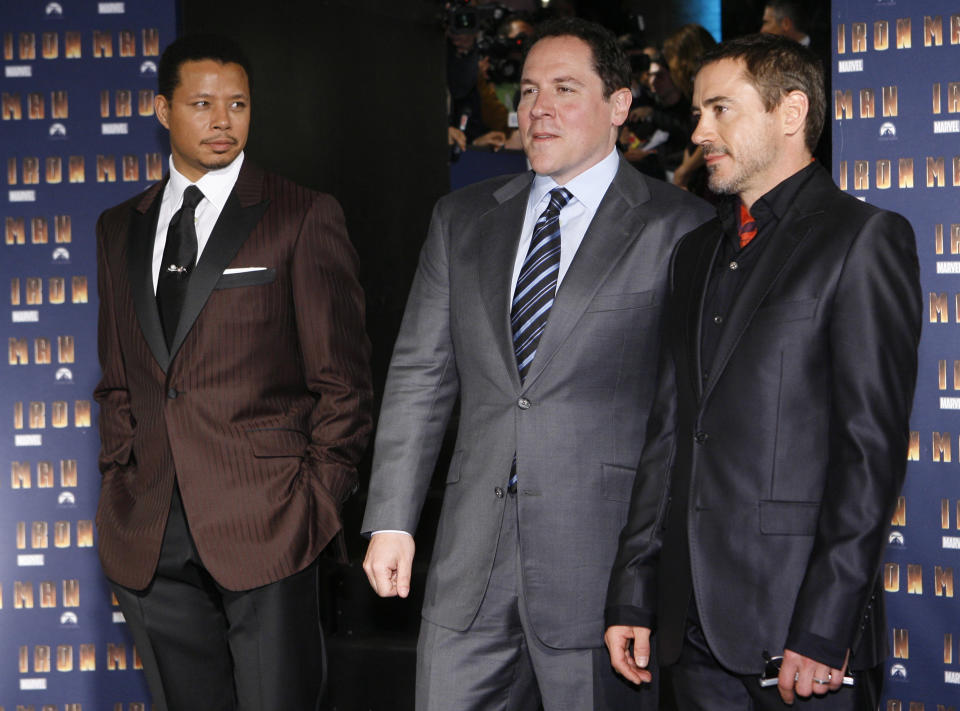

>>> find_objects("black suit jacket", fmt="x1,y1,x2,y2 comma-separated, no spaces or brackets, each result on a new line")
606,165,921,674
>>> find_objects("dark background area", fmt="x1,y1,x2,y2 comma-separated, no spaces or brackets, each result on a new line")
180,1,828,707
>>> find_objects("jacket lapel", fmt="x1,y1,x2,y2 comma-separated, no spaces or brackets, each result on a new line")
167,162,269,360
126,180,169,371
523,160,650,389
478,173,534,390
699,180,828,406
674,219,722,401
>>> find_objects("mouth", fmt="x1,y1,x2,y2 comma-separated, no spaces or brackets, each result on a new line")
702,147,729,166
203,137,238,152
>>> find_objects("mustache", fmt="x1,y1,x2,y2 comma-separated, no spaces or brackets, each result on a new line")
702,145,729,158
201,136,238,145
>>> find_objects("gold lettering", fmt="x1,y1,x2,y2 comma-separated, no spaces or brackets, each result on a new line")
907,431,919,461
877,159,891,189
885,562,900,592
882,86,898,117
54,520,70,547
934,82,942,114
61,459,78,487
32,520,48,548
11,461,31,488
28,92,44,120
837,23,846,54
23,156,40,184
854,160,869,190
97,154,116,182
79,643,96,670
925,15,944,46
19,32,36,60
52,90,67,119
836,89,854,120
75,400,91,428
874,20,889,49
39,580,56,608
119,30,136,57
897,18,912,48
51,400,68,428
42,32,58,59
49,276,65,304
107,643,127,670
899,158,914,188
2,92,23,120
58,335,75,363
928,156,946,187
9,337,28,365
891,496,906,526
76,520,94,547
35,644,51,673
92,30,113,58
69,155,85,183
852,22,867,52
892,628,908,659
73,275,89,303
934,566,954,597
37,460,53,488
14,581,34,609
65,31,81,58
55,214,71,242
30,401,46,429
907,564,923,594
946,632,954,664
6,216,25,244
138,89,154,116
933,431,952,461
63,579,79,607
58,644,73,672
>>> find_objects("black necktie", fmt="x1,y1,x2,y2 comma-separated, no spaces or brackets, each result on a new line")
157,185,204,350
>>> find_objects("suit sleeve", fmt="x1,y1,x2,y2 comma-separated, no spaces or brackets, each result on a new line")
93,212,136,478
604,249,682,629
291,193,373,506
786,210,921,667
360,198,461,536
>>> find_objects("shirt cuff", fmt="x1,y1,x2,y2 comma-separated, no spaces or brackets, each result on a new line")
371,530,413,536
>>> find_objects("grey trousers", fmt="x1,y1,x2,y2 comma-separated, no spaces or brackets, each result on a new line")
416,491,654,711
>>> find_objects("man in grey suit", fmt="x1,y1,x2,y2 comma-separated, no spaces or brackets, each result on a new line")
362,17,712,711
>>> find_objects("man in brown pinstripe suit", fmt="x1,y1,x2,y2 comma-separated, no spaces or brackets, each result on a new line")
93,34,372,711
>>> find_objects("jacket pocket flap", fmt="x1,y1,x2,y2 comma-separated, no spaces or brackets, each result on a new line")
587,290,656,313
759,500,819,535
245,427,308,458
753,297,819,324
602,463,637,502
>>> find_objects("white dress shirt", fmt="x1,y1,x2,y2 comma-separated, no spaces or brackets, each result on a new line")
509,147,620,300
151,152,245,294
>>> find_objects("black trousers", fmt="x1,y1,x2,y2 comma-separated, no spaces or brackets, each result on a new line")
665,607,882,711
111,485,326,711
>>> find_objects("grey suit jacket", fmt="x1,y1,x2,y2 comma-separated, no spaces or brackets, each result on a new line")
362,157,713,649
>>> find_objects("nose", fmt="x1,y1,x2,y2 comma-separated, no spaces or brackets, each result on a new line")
529,91,553,119
691,112,712,146
210,101,231,130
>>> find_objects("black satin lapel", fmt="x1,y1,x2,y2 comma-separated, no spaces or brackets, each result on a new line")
126,197,168,371
167,193,270,359
478,190,529,389
522,190,644,389
700,213,816,404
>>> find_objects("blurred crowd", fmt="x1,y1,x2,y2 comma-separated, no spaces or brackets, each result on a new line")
443,0,829,201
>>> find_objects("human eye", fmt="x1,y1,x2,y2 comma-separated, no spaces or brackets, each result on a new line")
520,85,537,97
231,100,247,110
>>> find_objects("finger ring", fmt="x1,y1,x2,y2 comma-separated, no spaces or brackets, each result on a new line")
813,675,831,684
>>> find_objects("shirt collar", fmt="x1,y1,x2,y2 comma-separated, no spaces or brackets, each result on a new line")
718,160,819,248
166,151,244,211
528,147,619,212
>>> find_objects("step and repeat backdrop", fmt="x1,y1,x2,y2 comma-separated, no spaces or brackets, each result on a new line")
1,1,174,709
1,0,959,709
833,1,960,708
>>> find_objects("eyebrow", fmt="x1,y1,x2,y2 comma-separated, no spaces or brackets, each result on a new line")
521,75,585,86
700,94,733,108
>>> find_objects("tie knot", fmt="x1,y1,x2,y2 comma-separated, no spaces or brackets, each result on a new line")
181,185,204,210
547,187,572,214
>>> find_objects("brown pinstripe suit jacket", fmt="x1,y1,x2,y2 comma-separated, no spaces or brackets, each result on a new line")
94,160,372,591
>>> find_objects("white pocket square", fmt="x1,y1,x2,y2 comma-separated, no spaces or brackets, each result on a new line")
223,267,267,274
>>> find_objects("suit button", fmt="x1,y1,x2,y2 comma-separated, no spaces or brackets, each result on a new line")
517,397,531,410
694,431,708,444
495,487,504,498
167,388,178,399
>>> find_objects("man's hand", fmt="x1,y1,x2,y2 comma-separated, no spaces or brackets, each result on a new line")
604,625,654,685
362,532,415,598
778,648,849,704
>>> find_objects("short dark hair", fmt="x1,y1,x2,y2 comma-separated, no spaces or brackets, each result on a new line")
699,33,825,154
766,0,810,34
524,18,630,99
158,34,252,100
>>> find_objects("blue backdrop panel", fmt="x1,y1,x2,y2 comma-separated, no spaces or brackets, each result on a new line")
1,2,175,708
832,1,960,707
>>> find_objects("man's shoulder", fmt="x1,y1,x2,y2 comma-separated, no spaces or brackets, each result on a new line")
439,171,531,211
98,181,163,230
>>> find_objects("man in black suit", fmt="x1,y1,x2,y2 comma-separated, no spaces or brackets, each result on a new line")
604,33,921,709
